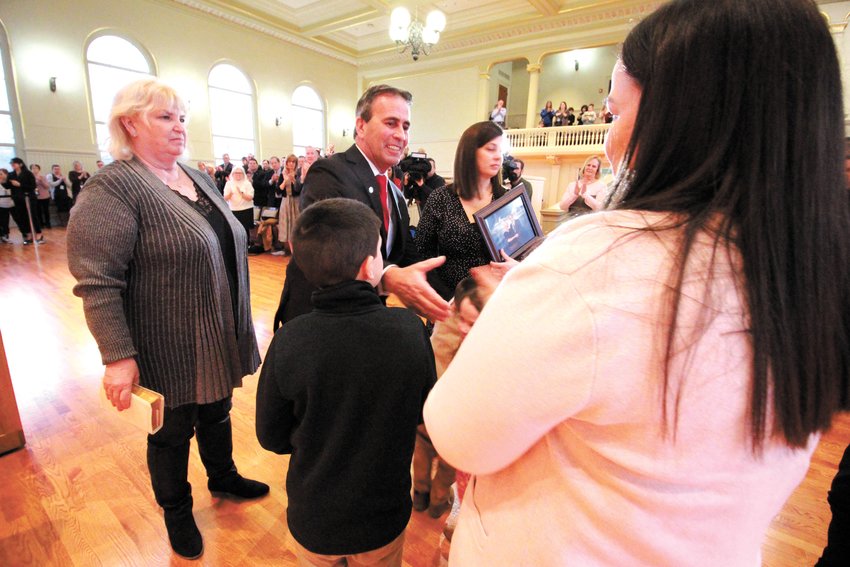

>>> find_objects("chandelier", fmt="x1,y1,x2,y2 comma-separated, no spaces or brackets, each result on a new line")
389,7,446,61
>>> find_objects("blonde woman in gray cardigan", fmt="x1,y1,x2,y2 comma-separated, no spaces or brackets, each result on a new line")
67,79,266,560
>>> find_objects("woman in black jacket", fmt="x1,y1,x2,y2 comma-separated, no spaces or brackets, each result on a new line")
7,157,42,244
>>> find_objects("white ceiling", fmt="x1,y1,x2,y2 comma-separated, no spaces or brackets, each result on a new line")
170,0,846,69
169,0,657,64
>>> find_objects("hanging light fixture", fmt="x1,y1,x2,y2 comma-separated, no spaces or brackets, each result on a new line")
389,7,446,61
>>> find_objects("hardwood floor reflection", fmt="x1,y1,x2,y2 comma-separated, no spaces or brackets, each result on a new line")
0,226,846,566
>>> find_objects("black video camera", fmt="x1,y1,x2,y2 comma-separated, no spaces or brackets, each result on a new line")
502,154,520,184
398,152,431,180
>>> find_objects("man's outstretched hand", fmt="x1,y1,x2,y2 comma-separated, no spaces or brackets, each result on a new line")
383,257,451,322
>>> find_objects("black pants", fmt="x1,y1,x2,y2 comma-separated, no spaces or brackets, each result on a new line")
817,443,850,566
36,198,51,227
10,197,31,238
10,195,41,238
232,208,254,244
146,397,237,511
0,207,9,237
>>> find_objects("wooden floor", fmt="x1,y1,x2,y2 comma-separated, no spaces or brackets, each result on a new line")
0,226,847,566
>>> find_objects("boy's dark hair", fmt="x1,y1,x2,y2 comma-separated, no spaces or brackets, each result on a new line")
292,198,381,288
454,277,483,312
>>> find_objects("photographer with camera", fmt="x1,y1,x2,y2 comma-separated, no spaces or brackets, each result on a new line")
425,158,445,192
502,156,533,199
400,152,435,212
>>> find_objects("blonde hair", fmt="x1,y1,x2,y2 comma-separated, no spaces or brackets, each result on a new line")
581,155,603,180
108,79,187,160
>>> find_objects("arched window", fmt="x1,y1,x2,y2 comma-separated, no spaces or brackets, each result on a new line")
208,64,256,163
291,85,325,157
0,32,19,165
86,34,154,162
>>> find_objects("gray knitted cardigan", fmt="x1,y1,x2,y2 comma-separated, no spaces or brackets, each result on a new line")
67,158,261,408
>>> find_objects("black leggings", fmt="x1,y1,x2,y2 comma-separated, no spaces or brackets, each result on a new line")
37,199,51,227
10,196,40,238
232,208,254,244
0,207,10,237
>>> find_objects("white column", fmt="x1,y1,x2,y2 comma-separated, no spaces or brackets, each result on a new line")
478,72,491,123
525,64,542,129
830,22,850,133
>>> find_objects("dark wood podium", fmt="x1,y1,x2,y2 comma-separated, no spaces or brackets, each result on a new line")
0,330,26,455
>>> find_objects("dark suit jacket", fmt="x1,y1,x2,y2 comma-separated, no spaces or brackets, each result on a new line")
214,162,233,191
514,177,533,199
273,144,424,328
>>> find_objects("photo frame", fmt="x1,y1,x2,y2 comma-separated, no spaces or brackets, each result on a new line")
474,186,544,261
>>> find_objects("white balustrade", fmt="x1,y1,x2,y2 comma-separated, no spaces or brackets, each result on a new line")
504,124,610,154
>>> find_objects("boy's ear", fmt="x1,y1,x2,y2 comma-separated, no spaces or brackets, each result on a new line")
356,254,375,282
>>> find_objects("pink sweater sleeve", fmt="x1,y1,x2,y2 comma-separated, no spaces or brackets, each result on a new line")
424,258,597,475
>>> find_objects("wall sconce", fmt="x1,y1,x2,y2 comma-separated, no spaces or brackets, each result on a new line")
574,60,579,72
49,77,57,92
342,128,349,138
274,116,282,127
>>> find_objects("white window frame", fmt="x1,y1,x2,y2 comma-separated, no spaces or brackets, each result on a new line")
208,63,256,165
291,85,325,157
85,33,155,163
0,26,21,165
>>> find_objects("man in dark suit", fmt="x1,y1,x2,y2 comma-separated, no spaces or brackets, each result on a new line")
425,158,446,191
509,158,533,200
273,85,451,327
214,153,233,192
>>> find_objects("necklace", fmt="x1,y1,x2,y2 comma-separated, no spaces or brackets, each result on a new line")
140,159,178,183
140,157,197,201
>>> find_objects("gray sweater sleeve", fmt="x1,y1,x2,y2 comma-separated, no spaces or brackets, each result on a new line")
67,189,139,364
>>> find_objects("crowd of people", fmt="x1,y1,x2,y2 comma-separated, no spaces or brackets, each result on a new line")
0,158,97,244
59,0,850,565
488,99,614,130
538,100,613,127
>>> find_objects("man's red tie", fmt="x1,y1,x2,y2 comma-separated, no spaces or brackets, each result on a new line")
376,174,389,232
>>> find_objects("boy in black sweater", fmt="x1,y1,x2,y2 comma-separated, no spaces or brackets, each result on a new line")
256,198,437,566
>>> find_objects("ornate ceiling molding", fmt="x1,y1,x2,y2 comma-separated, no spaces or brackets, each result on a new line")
357,1,661,67
169,0,661,69
172,0,358,65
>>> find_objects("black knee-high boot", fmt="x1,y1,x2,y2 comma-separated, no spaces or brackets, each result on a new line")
196,413,269,499
817,444,850,566
147,440,203,559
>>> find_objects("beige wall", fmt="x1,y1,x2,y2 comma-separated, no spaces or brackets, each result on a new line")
368,66,481,179
507,59,530,129
0,0,358,170
539,47,619,114
821,1,850,128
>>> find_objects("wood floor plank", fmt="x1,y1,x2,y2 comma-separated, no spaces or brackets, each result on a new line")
0,226,848,565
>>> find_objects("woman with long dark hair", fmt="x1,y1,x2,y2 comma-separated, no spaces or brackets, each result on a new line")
424,0,850,564
415,121,506,300
539,100,555,127
7,157,42,244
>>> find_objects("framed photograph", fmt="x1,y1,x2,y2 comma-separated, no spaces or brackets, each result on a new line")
474,186,544,261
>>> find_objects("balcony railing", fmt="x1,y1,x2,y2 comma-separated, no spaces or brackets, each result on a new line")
504,124,610,154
